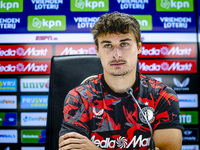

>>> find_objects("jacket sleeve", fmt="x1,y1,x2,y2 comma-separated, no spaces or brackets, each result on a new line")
153,86,184,132
59,89,90,138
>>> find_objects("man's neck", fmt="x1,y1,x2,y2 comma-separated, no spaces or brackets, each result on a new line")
104,70,136,93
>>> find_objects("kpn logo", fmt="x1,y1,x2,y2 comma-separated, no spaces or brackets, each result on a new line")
131,15,152,31
28,15,66,31
71,0,109,12
156,0,193,12
0,0,23,12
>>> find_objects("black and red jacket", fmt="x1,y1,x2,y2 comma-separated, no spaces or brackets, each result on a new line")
59,72,183,150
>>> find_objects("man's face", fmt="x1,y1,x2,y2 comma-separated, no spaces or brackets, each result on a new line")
96,32,141,77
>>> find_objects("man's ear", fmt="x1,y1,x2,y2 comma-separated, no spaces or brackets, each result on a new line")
137,40,142,55
96,46,99,56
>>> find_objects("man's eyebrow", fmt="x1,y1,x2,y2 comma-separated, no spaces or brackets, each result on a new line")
120,38,132,42
100,40,111,44
100,38,132,44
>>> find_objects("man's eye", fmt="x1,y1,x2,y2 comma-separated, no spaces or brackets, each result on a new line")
121,43,128,47
104,44,112,48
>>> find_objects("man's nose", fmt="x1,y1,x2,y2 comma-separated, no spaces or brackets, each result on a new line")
113,47,122,59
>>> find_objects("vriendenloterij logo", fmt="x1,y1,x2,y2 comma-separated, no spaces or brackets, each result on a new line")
131,15,152,31
28,15,66,31
156,0,193,12
0,0,23,12
70,0,109,12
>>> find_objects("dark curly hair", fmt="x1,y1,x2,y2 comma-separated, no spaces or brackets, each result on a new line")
91,12,141,48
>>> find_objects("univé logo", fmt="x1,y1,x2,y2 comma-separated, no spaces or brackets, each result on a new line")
28,15,66,31
156,0,193,12
0,0,23,12
20,78,49,92
0,45,52,58
0,61,50,74
71,0,109,12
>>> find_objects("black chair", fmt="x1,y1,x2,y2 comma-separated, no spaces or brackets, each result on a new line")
45,55,103,150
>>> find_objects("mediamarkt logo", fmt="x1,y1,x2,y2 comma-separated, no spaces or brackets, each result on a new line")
139,60,196,73
139,44,196,58
0,45,52,58
0,61,50,74
56,45,96,55
91,135,150,149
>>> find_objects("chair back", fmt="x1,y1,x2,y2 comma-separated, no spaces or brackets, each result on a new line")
45,55,103,150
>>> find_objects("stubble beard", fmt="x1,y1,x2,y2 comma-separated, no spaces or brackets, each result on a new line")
108,68,130,76
107,59,129,76
110,71,129,76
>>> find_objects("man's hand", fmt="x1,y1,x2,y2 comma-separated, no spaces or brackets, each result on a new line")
59,132,103,150
153,128,182,150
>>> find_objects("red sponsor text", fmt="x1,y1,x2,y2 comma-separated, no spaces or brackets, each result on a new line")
139,60,196,74
139,44,196,58
56,44,97,55
0,45,52,59
0,61,50,74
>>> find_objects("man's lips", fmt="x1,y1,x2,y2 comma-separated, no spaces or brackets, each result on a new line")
110,62,125,67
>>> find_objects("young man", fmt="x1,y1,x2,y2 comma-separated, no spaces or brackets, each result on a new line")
58,12,183,150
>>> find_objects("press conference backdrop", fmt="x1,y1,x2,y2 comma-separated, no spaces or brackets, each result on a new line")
0,0,199,150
